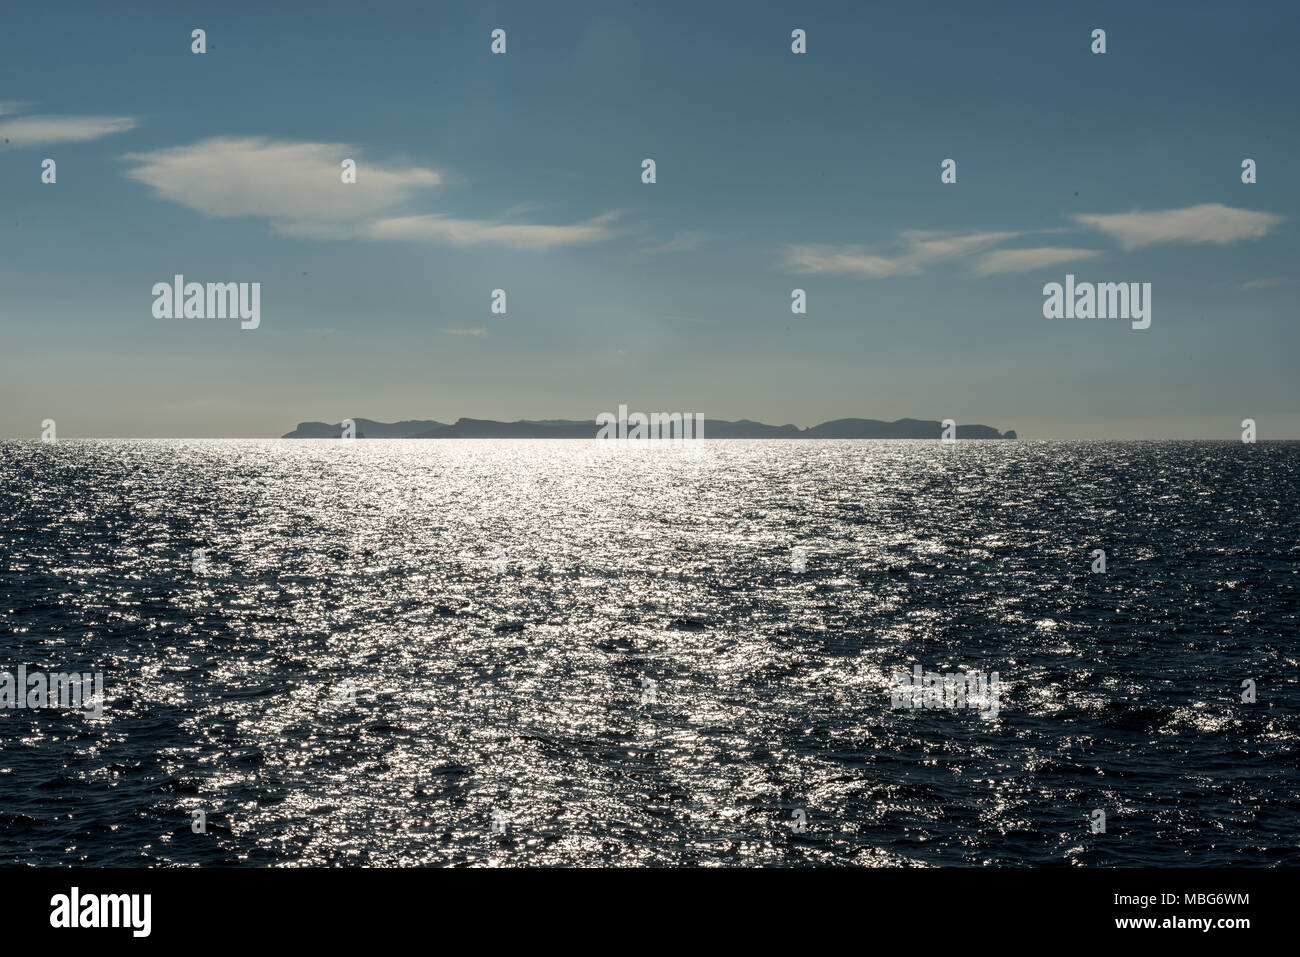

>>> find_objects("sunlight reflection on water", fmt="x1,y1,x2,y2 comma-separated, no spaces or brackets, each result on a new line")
1,439,1297,865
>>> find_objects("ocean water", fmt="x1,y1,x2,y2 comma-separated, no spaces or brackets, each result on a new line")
1,438,1297,867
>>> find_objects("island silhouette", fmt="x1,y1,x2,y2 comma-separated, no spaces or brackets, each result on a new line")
282,418,1017,440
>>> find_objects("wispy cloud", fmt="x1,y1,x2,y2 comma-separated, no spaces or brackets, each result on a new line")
971,247,1102,276
363,211,620,249
782,204,1286,281
898,230,1023,262
638,231,707,255
124,135,619,250
781,244,918,278
1073,203,1284,249
124,136,439,236
1242,277,1297,289
0,113,137,147
780,230,1022,278
440,327,489,336
502,201,547,218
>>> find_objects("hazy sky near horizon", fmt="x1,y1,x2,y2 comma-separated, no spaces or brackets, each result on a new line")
1,0,1297,439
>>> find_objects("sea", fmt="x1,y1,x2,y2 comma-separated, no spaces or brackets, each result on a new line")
1,439,1297,866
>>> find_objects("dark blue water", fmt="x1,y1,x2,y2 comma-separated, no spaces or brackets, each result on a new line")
1,439,1297,865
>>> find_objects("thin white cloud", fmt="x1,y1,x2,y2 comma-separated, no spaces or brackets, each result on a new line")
971,247,1102,276
1242,278,1297,289
440,327,488,336
783,206,1284,281
1073,203,1283,249
364,211,620,249
639,231,707,255
0,114,137,147
898,230,1021,261
781,230,1022,278
781,244,918,277
124,136,439,235
502,201,547,218
124,135,619,249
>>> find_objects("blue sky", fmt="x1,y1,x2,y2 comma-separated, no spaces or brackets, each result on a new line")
1,0,1296,438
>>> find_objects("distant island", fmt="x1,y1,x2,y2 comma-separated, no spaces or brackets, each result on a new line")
282,417,1017,440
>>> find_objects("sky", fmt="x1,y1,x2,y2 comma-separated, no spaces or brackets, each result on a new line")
1,0,1296,439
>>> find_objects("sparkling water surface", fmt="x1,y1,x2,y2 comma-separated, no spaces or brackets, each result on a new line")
2,439,1297,866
